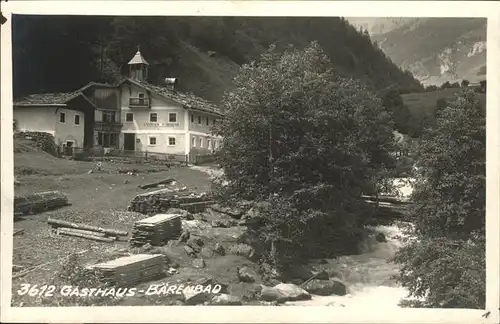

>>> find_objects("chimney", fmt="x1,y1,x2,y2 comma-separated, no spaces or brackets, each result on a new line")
165,78,178,91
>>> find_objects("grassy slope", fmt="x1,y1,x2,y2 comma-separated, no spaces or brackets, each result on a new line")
401,88,486,118
167,41,240,104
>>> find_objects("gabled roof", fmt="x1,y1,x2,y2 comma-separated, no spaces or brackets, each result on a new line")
14,91,97,109
120,78,223,116
14,92,82,106
76,81,116,93
128,51,149,65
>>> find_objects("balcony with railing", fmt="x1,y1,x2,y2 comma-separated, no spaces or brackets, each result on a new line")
129,98,150,108
94,120,123,131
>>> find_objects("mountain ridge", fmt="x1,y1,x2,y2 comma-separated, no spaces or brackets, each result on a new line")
347,17,487,86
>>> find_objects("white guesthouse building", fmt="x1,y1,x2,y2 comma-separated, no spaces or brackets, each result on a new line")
13,49,223,158
117,50,223,156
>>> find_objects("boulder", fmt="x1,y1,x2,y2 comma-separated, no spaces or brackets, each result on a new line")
192,258,206,269
200,247,215,258
194,277,229,294
167,208,194,220
314,270,330,280
211,218,237,228
208,204,244,219
186,237,204,253
274,283,311,301
183,245,197,257
182,220,249,243
303,279,347,296
260,286,288,303
182,288,211,305
376,232,387,243
229,243,256,261
323,268,342,279
210,294,243,305
237,266,258,283
260,283,311,303
213,242,226,255
178,230,190,242
139,243,154,253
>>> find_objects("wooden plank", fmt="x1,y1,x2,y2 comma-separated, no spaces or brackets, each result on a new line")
55,227,106,237
57,228,116,242
48,218,128,236
361,195,412,205
139,178,176,189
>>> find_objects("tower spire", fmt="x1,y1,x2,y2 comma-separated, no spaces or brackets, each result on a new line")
128,47,149,81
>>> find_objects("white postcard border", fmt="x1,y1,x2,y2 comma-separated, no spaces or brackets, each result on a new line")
1,1,499,323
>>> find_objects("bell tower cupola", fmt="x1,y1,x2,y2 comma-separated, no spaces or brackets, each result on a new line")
128,46,149,82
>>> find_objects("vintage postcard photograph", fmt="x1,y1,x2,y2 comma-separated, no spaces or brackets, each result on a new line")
1,1,499,323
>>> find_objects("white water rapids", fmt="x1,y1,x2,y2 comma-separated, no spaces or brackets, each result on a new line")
287,178,415,307
192,166,417,308
285,222,411,307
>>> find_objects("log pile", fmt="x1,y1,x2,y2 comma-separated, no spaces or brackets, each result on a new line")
138,178,176,189
127,188,182,215
127,188,213,215
14,191,69,216
48,218,128,243
86,254,166,287
130,214,182,247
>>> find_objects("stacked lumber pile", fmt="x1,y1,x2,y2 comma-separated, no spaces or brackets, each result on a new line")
130,214,182,247
127,188,182,215
14,191,68,217
86,254,165,287
127,188,214,215
48,218,128,243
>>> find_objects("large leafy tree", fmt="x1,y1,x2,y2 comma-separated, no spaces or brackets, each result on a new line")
392,89,486,308
214,42,397,266
382,89,413,135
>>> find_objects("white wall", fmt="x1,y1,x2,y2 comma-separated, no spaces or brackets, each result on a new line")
136,133,186,155
54,108,85,147
14,106,85,147
120,83,186,133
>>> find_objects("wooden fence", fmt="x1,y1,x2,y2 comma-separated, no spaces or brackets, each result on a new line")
65,147,188,166
188,151,218,165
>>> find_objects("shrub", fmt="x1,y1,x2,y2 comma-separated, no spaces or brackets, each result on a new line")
213,42,396,267
16,131,58,156
392,89,486,308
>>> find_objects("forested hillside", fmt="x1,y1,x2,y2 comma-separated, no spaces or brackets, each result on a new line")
12,15,423,102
